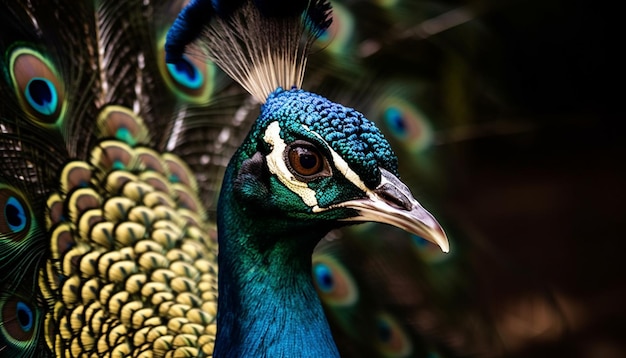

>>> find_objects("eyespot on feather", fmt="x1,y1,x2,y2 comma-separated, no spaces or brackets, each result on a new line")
158,36,214,103
167,57,204,90
97,106,150,146
375,312,413,358
378,97,434,154
0,294,40,347
9,48,65,126
311,253,358,306
311,2,354,56
0,187,32,242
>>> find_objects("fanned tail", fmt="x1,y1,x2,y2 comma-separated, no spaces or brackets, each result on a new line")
0,0,253,356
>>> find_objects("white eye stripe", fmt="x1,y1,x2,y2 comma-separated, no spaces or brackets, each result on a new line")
263,121,319,207
302,125,369,194
262,121,376,212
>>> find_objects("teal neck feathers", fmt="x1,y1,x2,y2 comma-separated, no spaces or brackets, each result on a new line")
213,87,399,357
216,170,339,357
214,88,448,356
216,88,408,357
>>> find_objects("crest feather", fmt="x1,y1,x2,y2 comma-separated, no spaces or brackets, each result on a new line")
167,0,332,103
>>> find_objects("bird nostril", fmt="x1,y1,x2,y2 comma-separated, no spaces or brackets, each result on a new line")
374,183,412,211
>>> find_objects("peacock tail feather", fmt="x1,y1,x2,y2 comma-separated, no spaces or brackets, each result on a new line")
39,106,219,356
0,0,255,356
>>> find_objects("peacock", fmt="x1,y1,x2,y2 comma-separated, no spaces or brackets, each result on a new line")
0,0,455,357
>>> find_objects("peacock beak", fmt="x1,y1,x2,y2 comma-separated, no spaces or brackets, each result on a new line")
336,168,449,253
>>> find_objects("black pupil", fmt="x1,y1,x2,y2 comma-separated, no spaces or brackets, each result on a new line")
6,203,23,227
17,304,31,327
175,58,196,80
320,272,333,288
29,79,52,105
377,320,392,342
391,113,406,132
299,151,318,169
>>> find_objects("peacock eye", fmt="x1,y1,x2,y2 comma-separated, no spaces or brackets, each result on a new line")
374,312,414,357
1,297,37,342
285,141,330,179
0,188,31,239
313,262,335,293
10,48,65,125
25,78,58,115
166,56,204,90
311,254,358,306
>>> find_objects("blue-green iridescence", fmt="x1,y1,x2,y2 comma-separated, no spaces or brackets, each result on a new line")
260,88,399,188
15,301,33,332
0,295,39,350
25,78,57,116
112,160,126,170
5,197,27,233
384,107,408,138
314,262,335,293
114,128,137,146
166,57,203,90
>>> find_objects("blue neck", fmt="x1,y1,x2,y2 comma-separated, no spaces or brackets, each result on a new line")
214,181,339,357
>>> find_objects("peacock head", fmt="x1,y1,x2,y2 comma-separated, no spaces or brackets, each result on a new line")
226,87,448,252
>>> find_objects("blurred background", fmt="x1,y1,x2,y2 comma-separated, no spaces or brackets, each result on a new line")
304,0,625,357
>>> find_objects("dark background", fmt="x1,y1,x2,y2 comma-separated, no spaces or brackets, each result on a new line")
314,0,625,356
447,1,625,356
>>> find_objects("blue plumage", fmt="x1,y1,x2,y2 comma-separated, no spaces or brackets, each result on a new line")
165,0,331,64
261,88,399,187
165,0,215,63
